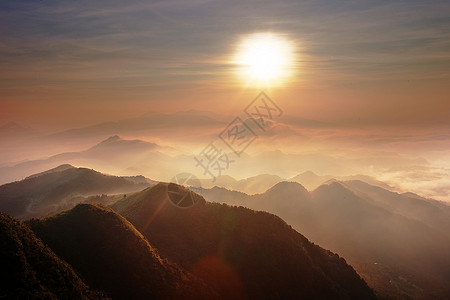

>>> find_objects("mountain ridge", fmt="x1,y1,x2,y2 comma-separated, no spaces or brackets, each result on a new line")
0,135,165,185
0,212,106,299
0,166,152,219
198,179,450,299
27,203,215,299
111,182,376,300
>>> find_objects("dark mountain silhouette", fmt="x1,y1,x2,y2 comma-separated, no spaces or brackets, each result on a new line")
198,181,450,299
0,212,105,299
0,166,152,219
28,203,215,300
111,182,376,300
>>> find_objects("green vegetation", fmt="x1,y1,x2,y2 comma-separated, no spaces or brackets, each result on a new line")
0,212,106,299
1,171,380,299
112,183,376,299
27,203,216,300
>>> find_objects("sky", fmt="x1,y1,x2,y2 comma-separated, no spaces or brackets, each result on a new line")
0,0,450,200
1,0,449,130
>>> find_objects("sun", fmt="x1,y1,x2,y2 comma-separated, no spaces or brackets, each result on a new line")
233,33,295,87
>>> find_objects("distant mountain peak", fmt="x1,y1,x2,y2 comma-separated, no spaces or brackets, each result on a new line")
242,173,283,182
322,178,339,185
87,135,158,152
57,163,75,169
112,183,376,300
1,121,24,130
301,170,318,176
290,170,322,181
401,192,426,200
313,180,355,197
112,182,207,217
215,174,237,181
25,164,75,180
0,121,35,137
100,135,122,143
265,181,308,196
107,134,121,140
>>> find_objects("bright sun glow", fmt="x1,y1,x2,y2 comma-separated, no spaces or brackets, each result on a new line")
234,33,295,87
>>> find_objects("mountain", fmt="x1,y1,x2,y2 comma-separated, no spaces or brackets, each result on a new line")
199,171,394,195
48,110,227,141
339,175,394,191
83,135,158,154
343,180,450,239
288,171,394,192
198,181,450,299
232,174,284,194
0,135,165,185
289,171,334,190
27,203,215,300
0,122,36,139
25,164,75,180
0,111,229,170
0,212,105,299
111,182,376,299
0,166,152,219
199,182,313,247
201,174,284,194
121,174,157,185
199,175,238,189
310,182,450,294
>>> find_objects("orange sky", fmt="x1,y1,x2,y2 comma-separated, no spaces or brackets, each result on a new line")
1,0,450,201
1,0,449,132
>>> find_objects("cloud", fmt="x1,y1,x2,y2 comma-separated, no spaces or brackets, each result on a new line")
2,0,449,93
0,0,449,139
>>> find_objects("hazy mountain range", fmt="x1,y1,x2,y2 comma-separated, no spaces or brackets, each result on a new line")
0,135,397,193
0,164,155,219
0,111,227,167
0,169,377,299
0,136,165,184
198,180,450,299
0,122,37,139
1,165,450,298
198,171,393,194
109,183,376,299
47,110,228,141
2,120,447,202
